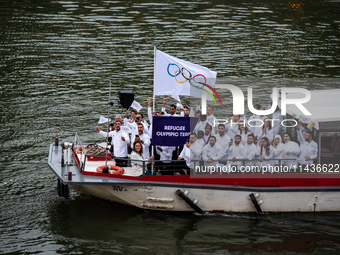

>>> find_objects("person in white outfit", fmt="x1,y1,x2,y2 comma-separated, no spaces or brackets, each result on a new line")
226,115,244,140
189,133,203,169
131,123,151,160
215,124,231,149
225,135,246,170
256,137,274,169
206,106,217,126
203,124,213,146
271,105,283,136
272,135,284,166
161,98,179,116
130,141,146,176
255,118,274,145
95,120,130,167
282,132,301,169
202,136,223,167
175,139,190,175
195,130,205,149
237,123,251,146
182,106,190,117
299,119,311,137
176,134,200,175
296,124,318,168
247,104,263,135
244,133,257,168
124,109,137,124
155,145,175,175
155,146,174,162
194,114,213,135
195,100,217,127
126,111,149,136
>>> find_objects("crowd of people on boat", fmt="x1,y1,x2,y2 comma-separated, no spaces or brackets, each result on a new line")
94,97,318,176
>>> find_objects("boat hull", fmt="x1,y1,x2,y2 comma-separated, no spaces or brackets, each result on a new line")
49,144,340,213
68,183,340,212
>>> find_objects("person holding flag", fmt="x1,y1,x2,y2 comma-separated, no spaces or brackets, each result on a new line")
95,121,130,167
124,110,149,149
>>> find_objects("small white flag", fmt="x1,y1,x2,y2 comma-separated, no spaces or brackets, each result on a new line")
130,100,143,112
121,126,132,133
299,115,310,124
176,103,184,110
98,116,111,124
171,95,181,102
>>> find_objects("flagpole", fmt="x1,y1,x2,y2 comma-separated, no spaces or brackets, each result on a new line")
151,46,156,175
201,93,207,115
153,46,156,113
104,80,111,173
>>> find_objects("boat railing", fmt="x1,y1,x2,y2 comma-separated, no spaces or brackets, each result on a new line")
119,157,300,176
190,158,300,174
191,158,297,166
73,149,304,176
71,131,303,175
128,158,190,176
72,131,112,172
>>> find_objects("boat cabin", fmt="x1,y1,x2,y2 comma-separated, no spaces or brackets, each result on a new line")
280,89,340,165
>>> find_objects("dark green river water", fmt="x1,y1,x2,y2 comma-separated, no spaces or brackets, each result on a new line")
1,0,340,254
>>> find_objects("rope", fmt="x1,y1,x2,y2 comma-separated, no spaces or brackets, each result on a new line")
84,144,107,156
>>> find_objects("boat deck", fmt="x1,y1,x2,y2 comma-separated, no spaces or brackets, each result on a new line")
48,143,141,185
78,154,136,176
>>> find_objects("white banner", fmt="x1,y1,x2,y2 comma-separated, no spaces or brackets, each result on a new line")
154,50,217,100
130,100,143,112
98,116,111,124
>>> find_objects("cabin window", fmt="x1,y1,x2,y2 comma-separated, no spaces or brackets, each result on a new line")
319,132,340,164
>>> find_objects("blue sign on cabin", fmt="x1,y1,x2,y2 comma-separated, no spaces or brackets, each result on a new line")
152,116,198,146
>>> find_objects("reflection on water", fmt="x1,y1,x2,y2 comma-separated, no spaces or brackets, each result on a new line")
1,0,340,254
47,196,340,254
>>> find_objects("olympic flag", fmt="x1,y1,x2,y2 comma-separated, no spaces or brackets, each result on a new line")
154,50,221,104
98,116,111,124
130,100,143,112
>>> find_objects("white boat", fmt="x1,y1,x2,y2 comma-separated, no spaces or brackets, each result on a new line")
48,89,340,213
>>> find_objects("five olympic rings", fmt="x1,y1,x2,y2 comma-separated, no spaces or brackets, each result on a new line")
167,63,222,106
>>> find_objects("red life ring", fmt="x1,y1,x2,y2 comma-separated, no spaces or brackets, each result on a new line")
96,165,124,175
76,146,86,154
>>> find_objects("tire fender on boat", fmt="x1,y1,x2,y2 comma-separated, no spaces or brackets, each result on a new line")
96,165,124,175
